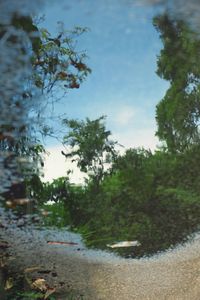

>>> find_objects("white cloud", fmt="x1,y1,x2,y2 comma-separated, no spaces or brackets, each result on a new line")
43,127,159,184
42,145,85,184
113,128,159,151
114,105,136,126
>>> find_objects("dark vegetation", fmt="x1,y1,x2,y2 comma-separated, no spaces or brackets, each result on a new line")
38,145,200,258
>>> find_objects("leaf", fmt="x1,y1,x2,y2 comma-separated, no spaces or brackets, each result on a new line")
5,277,14,290
31,278,56,299
107,240,141,248
6,198,31,209
32,278,47,292
14,198,31,205
41,210,49,217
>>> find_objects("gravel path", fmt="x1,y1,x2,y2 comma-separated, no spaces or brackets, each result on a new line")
1,219,200,299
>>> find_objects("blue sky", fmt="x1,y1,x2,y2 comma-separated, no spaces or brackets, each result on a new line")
41,0,169,182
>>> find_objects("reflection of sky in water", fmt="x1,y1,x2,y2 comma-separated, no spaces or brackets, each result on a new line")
42,1,169,180
42,1,168,147
42,0,200,148
2,0,200,183
1,3,200,298
42,0,200,181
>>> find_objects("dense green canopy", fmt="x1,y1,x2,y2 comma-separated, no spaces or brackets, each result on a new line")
154,14,200,152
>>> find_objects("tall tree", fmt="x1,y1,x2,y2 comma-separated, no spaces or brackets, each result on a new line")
62,116,118,185
154,14,200,152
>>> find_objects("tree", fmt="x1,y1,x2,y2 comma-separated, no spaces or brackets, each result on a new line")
62,116,118,185
154,14,200,152
31,24,91,98
0,14,91,151
0,11,91,200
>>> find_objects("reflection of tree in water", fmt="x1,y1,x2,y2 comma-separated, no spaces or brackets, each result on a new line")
0,0,90,210
1,1,200,298
35,8,200,259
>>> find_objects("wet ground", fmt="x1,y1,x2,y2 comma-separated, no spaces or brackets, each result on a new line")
1,213,200,299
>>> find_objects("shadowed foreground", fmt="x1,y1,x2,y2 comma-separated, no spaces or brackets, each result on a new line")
1,223,200,300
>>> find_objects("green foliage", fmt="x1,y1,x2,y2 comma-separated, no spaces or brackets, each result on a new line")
37,177,88,226
62,116,118,184
44,146,200,258
154,14,200,152
42,177,70,203
4,14,91,95
41,202,70,227
32,25,91,94
13,291,45,300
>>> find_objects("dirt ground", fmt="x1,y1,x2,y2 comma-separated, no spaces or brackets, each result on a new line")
1,218,200,300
